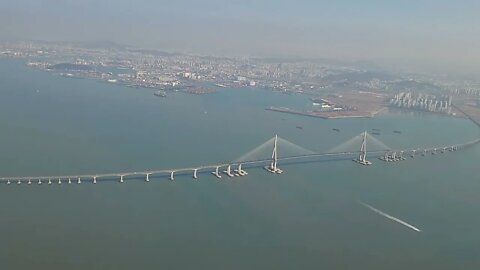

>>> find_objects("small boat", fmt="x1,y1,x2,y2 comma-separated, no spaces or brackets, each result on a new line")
393,130,402,134
372,128,380,131
372,132,381,135
154,90,167,97
332,128,340,132
296,126,303,130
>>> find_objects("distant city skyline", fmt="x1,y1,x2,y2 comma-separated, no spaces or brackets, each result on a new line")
2,0,480,75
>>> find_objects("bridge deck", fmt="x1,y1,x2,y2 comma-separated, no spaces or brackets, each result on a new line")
0,137,478,183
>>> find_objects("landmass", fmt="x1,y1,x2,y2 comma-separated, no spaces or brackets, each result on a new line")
2,40,480,122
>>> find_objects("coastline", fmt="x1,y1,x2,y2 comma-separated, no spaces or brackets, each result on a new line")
265,106,385,119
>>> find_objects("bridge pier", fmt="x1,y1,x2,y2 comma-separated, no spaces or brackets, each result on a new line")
7,179,10,185
28,179,32,185
17,179,21,185
170,171,175,181
77,177,81,184
38,179,42,185
235,164,247,176
193,169,198,179
58,178,62,185
224,165,234,177
93,176,97,184
120,175,124,183
212,166,222,179
48,179,52,185
68,178,72,184
380,151,390,162
146,173,151,182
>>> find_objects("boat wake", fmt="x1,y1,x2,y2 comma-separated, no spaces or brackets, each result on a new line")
359,201,422,232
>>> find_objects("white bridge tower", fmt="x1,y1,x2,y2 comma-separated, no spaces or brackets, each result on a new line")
265,135,283,173
355,131,372,165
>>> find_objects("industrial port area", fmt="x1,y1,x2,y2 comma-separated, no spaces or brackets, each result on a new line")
2,40,480,122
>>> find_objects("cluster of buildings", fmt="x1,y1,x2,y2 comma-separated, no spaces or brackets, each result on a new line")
449,88,480,96
389,92,452,114
0,41,375,95
311,97,355,112
6,40,480,114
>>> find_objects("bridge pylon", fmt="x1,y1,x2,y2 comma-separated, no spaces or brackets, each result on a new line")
265,135,283,174
355,131,372,165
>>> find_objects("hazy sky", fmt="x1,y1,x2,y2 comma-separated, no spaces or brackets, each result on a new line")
2,0,480,73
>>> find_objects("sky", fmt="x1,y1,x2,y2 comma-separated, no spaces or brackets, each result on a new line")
1,0,480,74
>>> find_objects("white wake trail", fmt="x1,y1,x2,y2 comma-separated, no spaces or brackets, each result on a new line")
360,202,422,232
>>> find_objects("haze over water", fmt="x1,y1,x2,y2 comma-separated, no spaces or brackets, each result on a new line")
1,58,480,269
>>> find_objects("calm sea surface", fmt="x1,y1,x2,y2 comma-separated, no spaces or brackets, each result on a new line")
0,58,479,269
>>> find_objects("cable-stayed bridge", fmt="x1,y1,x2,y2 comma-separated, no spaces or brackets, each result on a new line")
1,132,479,185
